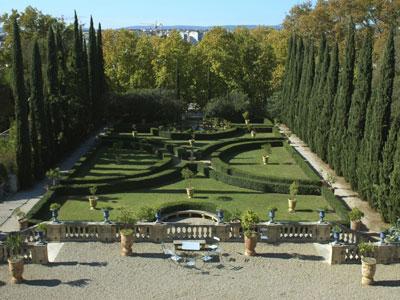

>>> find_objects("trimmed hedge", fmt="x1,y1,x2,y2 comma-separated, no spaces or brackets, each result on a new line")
283,142,321,181
321,187,350,224
26,189,59,224
209,169,321,195
158,201,217,215
231,123,273,133
158,127,240,140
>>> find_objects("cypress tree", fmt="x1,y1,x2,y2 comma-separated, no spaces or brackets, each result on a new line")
11,19,32,188
46,26,58,165
88,16,98,125
358,26,395,205
310,43,329,153
82,30,91,126
328,20,355,174
298,42,315,140
30,41,49,179
388,134,400,223
281,35,296,124
97,23,106,95
344,31,373,189
288,37,304,129
306,34,326,145
315,42,339,161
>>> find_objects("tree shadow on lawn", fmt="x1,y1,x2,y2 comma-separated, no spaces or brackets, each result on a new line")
257,252,324,261
229,162,260,166
89,167,152,172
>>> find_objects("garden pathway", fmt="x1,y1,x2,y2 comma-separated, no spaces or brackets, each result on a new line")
279,124,387,233
0,129,103,233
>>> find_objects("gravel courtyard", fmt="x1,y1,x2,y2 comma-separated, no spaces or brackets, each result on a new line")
0,242,399,300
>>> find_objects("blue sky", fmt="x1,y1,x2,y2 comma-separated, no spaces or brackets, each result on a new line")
0,0,311,28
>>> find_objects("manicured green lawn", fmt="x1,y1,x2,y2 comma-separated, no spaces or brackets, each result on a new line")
227,147,310,181
57,175,340,222
74,147,162,180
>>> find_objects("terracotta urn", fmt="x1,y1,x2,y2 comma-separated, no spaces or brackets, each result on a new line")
262,155,269,165
120,230,134,256
88,196,98,210
186,187,194,199
288,199,297,213
8,258,24,284
244,235,258,256
351,220,361,231
361,257,376,286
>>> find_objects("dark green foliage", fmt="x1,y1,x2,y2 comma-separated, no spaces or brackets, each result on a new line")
11,19,32,188
358,26,395,205
204,90,249,122
30,41,50,178
328,20,355,175
315,42,339,161
344,31,373,189
388,135,400,223
321,187,350,224
88,17,98,124
288,37,304,129
96,23,106,95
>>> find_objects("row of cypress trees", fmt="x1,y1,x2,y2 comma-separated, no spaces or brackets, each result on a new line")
11,12,106,189
280,22,399,223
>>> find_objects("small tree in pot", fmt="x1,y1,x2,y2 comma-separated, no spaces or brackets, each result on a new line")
35,223,47,245
14,208,28,230
4,234,25,284
262,143,272,165
49,203,61,223
88,186,98,210
288,181,298,213
118,207,136,256
358,241,376,286
242,111,250,125
181,168,195,199
241,210,260,256
348,208,364,231
46,168,61,187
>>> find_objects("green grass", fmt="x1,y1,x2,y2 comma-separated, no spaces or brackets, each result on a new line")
57,175,340,222
227,147,311,181
74,147,162,180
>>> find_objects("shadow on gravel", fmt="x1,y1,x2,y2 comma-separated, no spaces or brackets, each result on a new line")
47,261,108,267
0,281,6,287
64,279,91,288
373,280,400,287
257,252,324,261
24,279,61,287
133,253,165,259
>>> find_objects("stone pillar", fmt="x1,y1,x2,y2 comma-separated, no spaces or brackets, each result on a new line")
98,224,114,243
329,244,345,265
150,223,167,243
46,223,63,242
31,244,48,264
375,244,400,264
264,223,281,243
214,224,229,241
315,223,332,243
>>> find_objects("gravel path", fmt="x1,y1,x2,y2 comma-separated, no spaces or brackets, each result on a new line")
0,242,399,299
279,124,387,232
0,129,103,232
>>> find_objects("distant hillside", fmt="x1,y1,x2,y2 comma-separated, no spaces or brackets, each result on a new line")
122,24,282,31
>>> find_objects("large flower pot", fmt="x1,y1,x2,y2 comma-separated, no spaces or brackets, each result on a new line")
262,155,269,165
361,257,376,286
186,188,194,199
120,231,134,256
244,235,258,256
288,199,297,213
351,220,361,231
88,196,98,210
8,258,24,284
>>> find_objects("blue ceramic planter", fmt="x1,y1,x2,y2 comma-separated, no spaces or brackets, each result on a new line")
268,210,275,223
51,209,60,223
380,232,386,244
217,210,224,223
36,231,45,245
155,211,161,223
103,209,110,223
319,210,325,223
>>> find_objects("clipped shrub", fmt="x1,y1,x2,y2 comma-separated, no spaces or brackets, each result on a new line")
136,206,157,222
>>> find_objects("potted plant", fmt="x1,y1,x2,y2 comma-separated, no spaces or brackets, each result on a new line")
268,207,277,224
242,111,250,125
35,223,47,245
216,209,224,224
88,186,98,210
358,241,376,286
288,181,298,213
318,208,326,223
326,173,336,188
188,138,195,147
118,207,136,256
49,203,61,223
4,234,25,284
46,167,61,187
349,208,364,231
14,208,28,230
181,168,195,199
241,210,260,256
102,206,112,224
331,225,342,244
262,143,272,165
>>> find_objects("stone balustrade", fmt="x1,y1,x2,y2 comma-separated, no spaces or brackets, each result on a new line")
43,220,332,244
0,242,48,264
329,243,400,265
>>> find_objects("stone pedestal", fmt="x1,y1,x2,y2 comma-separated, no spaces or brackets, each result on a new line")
31,244,48,264
46,223,64,242
315,223,332,242
98,224,114,243
150,223,167,243
214,224,229,241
